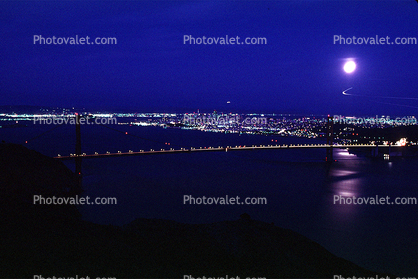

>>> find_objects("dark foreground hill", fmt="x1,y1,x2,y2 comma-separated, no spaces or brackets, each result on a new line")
0,143,391,278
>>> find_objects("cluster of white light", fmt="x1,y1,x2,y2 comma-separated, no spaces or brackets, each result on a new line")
395,138,407,146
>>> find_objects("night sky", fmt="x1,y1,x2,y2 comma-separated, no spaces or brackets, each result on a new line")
1,1,417,115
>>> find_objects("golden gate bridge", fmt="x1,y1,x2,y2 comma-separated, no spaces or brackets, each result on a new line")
24,113,404,191
51,114,395,160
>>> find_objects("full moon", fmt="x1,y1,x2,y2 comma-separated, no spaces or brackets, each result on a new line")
343,61,356,73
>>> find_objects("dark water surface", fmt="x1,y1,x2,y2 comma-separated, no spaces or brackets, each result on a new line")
2,121,417,276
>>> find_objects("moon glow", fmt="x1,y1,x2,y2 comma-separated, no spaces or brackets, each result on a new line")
343,61,356,73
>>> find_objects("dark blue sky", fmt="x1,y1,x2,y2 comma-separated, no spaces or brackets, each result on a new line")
1,1,417,115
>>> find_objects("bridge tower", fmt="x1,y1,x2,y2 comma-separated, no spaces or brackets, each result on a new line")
74,113,83,193
326,115,334,162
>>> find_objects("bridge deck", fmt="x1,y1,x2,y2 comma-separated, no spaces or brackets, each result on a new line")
54,144,400,160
